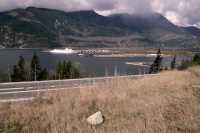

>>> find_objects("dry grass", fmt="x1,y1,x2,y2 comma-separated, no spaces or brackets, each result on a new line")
0,67,200,133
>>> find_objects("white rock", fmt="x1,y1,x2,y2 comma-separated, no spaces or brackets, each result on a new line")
87,111,104,125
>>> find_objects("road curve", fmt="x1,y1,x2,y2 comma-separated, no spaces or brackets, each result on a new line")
0,74,157,102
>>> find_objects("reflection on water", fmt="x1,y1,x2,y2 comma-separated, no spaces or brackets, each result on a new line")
50,48,76,54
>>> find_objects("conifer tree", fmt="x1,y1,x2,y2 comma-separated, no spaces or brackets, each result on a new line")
11,56,26,82
38,68,49,81
11,65,20,82
66,61,72,79
149,48,163,74
18,56,26,81
193,54,200,65
171,55,176,70
56,61,63,79
62,61,67,79
56,60,80,80
71,64,80,78
30,53,41,81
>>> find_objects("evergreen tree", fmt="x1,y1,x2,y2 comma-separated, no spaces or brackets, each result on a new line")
38,68,49,81
171,55,176,70
71,64,80,78
18,56,26,81
66,61,73,79
11,65,20,82
30,53,41,81
149,48,163,74
11,56,27,82
55,60,80,80
62,61,67,78
193,54,200,65
56,61,63,79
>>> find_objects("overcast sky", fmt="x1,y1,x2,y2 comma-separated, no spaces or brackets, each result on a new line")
0,0,200,27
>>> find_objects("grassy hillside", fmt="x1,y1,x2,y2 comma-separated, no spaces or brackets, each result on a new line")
0,67,200,132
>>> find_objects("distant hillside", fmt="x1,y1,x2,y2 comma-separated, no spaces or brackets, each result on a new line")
0,7,200,49
182,26,200,36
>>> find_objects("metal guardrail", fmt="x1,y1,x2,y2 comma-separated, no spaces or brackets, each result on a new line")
0,74,158,86
0,74,159,102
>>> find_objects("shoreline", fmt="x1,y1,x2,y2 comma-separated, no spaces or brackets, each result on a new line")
94,54,171,58
0,48,197,57
125,62,151,67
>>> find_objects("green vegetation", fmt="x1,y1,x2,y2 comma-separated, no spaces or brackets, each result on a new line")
178,54,200,70
10,54,80,82
170,55,177,70
56,61,80,80
0,7,200,48
30,53,46,81
149,48,200,73
149,48,163,74
11,56,27,82
11,54,49,82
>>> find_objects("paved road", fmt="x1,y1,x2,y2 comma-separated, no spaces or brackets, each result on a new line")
0,74,156,102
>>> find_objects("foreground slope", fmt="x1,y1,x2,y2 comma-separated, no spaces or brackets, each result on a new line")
0,67,200,132
0,7,200,49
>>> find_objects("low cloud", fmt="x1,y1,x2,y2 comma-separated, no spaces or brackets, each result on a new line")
152,0,200,27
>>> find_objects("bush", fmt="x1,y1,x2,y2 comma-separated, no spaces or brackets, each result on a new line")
193,54,200,65
178,60,192,70
178,54,200,70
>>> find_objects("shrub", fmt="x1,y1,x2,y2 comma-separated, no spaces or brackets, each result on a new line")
178,54,200,70
178,60,192,70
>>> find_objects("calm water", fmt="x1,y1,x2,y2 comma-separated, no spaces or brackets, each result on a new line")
0,49,191,77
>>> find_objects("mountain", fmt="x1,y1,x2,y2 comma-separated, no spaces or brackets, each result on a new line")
0,7,200,49
109,13,180,32
182,26,200,37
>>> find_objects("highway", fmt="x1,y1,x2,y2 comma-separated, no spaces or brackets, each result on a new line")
0,74,156,102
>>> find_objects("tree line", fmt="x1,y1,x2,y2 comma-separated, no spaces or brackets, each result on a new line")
2,49,199,82
149,48,200,74
11,53,80,82
178,54,200,70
